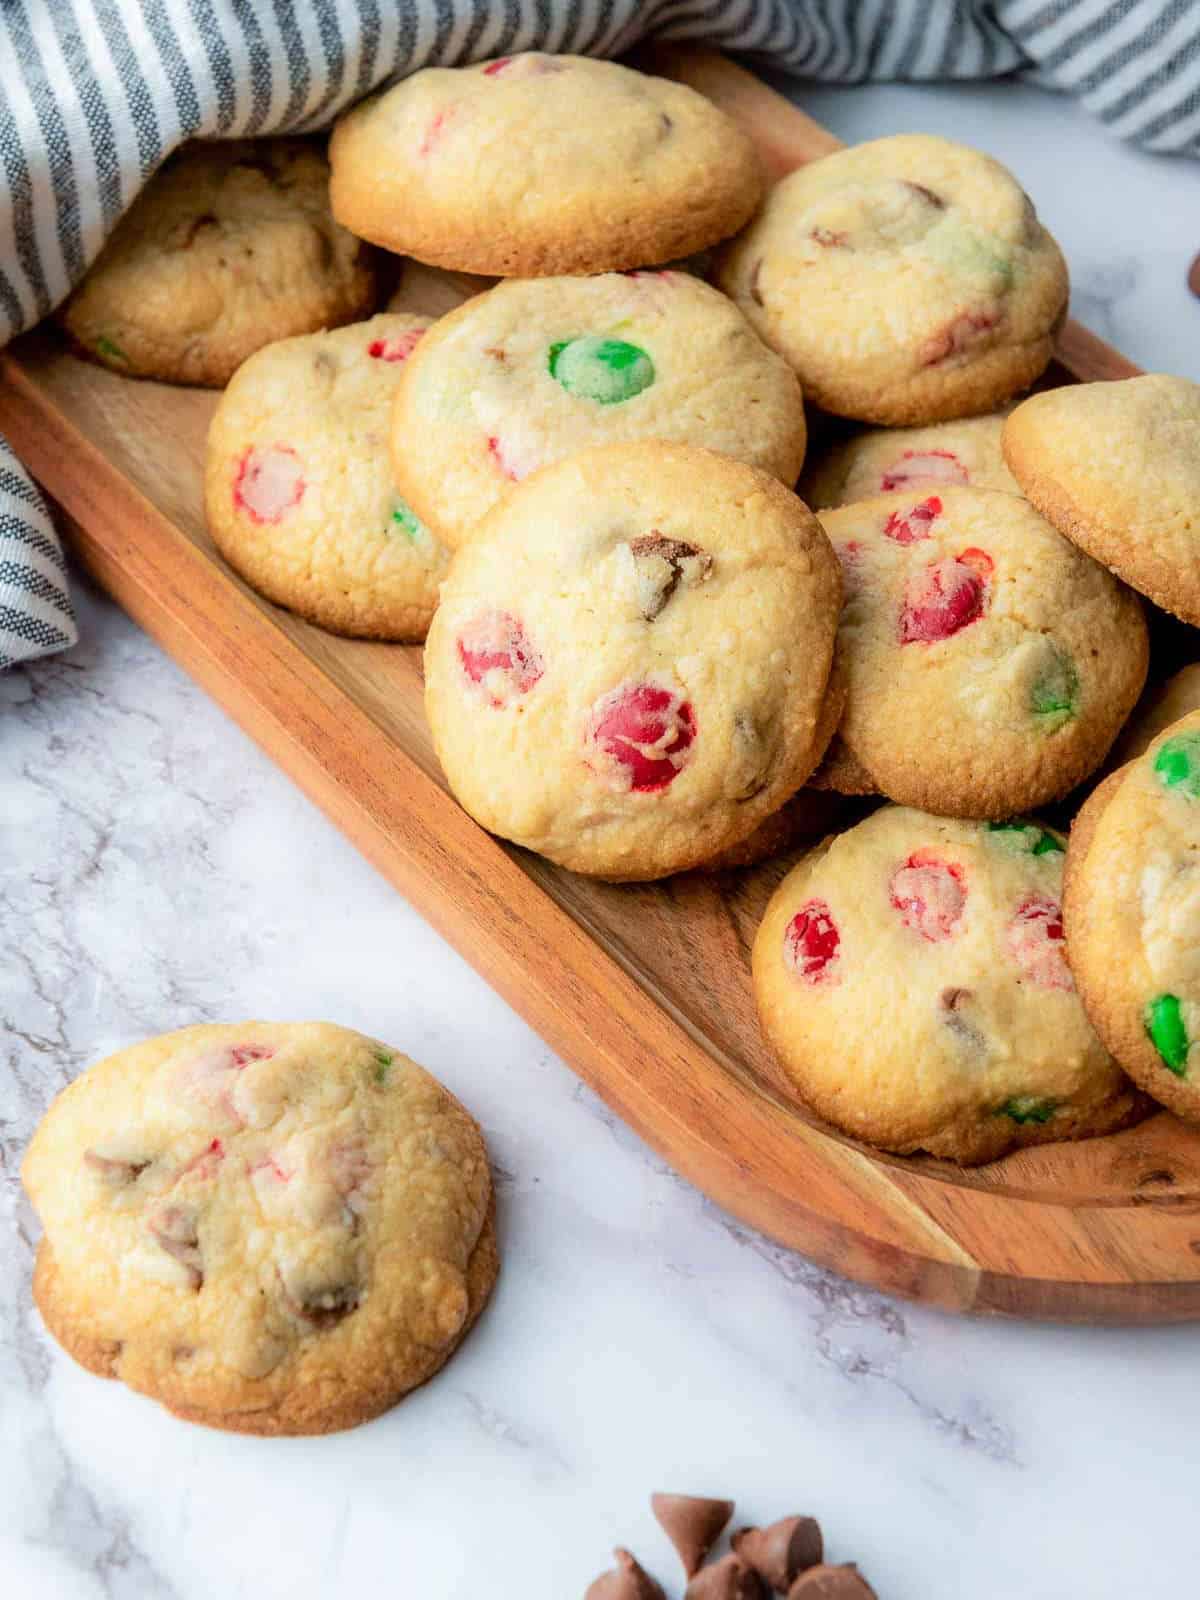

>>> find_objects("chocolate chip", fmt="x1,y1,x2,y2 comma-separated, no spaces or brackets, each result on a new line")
84,1149,150,1185
627,532,712,620
938,987,986,1053
651,1494,735,1578
905,181,945,209
734,1518,824,1591
786,1565,876,1600
730,712,771,801
149,1207,203,1290
177,212,219,249
290,1281,360,1329
1189,252,1200,299
585,1548,667,1600
686,1552,767,1599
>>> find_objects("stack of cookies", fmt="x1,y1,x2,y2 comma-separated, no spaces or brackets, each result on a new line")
52,51,1200,1182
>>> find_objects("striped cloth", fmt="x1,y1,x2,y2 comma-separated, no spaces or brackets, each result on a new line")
3,0,1198,669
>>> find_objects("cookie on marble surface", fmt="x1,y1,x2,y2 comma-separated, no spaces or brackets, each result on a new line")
1108,663,1200,769
753,806,1141,1164
1064,712,1200,1123
205,313,450,640
819,485,1148,818
799,412,1018,510
390,271,807,548
60,141,379,387
716,134,1068,426
423,442,842,881
22,1021,496,1435
329,53,762,277
1003,374,1200,625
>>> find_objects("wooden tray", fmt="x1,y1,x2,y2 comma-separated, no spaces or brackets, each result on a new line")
6,49,1199,1324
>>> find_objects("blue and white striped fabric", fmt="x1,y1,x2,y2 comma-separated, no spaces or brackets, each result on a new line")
3,0,1199,669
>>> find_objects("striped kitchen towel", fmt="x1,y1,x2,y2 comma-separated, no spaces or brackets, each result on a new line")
3,0,1198,669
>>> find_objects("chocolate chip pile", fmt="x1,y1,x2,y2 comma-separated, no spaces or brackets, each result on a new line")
586,1496,876,1599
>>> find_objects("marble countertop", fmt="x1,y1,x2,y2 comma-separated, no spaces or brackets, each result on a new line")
5,74,1200,1600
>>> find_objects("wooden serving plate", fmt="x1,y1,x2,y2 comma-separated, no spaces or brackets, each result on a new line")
6,50,1199,1323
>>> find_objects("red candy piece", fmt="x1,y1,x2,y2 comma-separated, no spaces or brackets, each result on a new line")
251,1152,293,1185
367,328,424,363
921,307,1002,366
457,610,544,707
482,55,565,78
1007,896,1072,990
900,549,990,643
233,445,305,525
419,109,451,158
783,899,841,986
883,494,942,544
889,850,966,942
585,682,696,793
178,1136,225,1183
880,451,968,493
230,1043,273,1069
835,539,863,598
486,432,534,482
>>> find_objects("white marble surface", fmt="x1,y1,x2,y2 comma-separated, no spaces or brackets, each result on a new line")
5,75,1200,1600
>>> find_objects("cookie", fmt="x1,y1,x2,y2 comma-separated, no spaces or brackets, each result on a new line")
717,135,1068,425
1108,663,1200,769
205,314,449,640
60,141,379,387
390,271,807,548
819,485,1148,817
1003,375,1200,625
423,442,842,881
753,806,1141,1163
21,1022,496,1435
1064,712,1200,1123
329,53,763,277
799,412,1019,510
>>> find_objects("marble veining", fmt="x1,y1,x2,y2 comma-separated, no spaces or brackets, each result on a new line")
4,77,1200,1600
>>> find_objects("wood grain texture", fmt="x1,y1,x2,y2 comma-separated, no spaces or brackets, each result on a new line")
6,48,1200,1322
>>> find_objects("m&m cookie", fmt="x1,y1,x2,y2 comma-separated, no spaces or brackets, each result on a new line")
799,412,1019,511
423,442,842,880
390,272,807,547
205,314,450,640
717,134,1068,425
819,485,1148,817
21,1022,497,1435
1003,375,1200,626
1064,710,1200,1124
61,141,378,387
753,806,1141,1163
330,54,762,277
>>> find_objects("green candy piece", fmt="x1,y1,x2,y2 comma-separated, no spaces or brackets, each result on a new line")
1030,646,1079,727
95,334,128,363
373,1049,395,1084
390,501,426,542
924,225,1015,290
1145,994,1189,1076
1000,1095,1058,1125
986,820,1064,856
1153,732,1200,800
548,336,655,405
